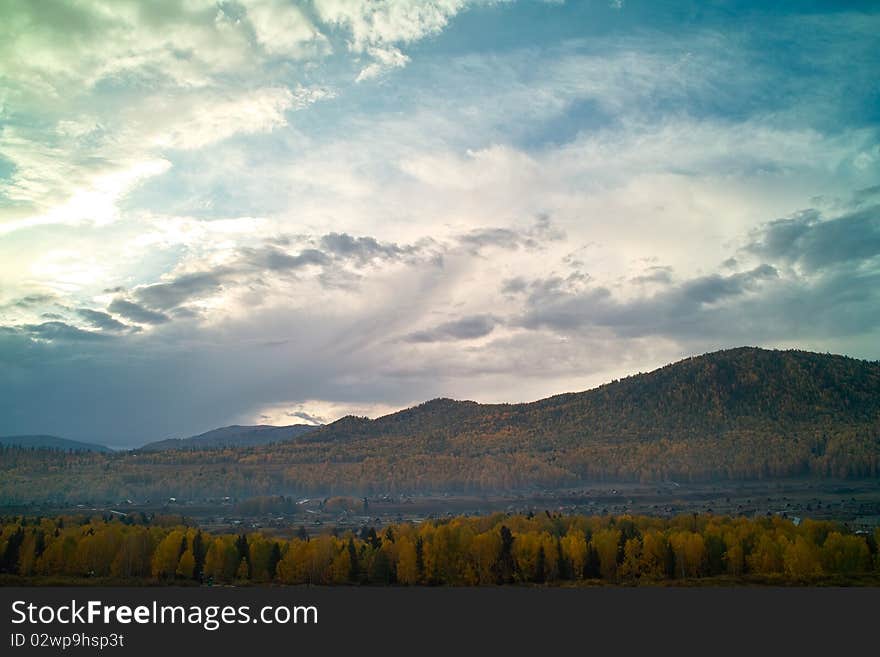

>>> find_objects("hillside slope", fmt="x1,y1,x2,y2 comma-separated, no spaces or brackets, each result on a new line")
138,424,318,451
1,348,878,502
0,435,113,453
307,347,880,446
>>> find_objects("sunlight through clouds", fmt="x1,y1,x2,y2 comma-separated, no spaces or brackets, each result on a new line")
0,0,877,445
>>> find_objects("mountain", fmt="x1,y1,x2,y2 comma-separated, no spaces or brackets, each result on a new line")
2,348,878,503
138,424,318,451
306,346,880,447
0,435,113,453
275,346,879,485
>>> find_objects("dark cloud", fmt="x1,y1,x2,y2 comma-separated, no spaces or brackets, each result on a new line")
406,314,500,342
0,307,418,447
320,233,404,262
170,307,202,320
853,185,880,204
287,410,325,425
6,294,55,309
460,227,527,251
76,308,129,332
745,205,880,272
532,213,566,241
22,321,109,342
108,298,170,325
515,235,880,348
459,215,565,254
680,264,777,304
501,277,529,294
240,247,329,271
631,266,673,285
129,238,400,314
519,265,781,336
521,273,590,304
134,269,233,310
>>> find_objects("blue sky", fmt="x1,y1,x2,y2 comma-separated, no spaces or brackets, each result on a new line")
1,0,878,446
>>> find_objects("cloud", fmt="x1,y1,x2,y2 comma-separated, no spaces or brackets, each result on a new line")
314,0,467,51
125,234,412,314
76,308,130,332
151,87,299,151
459,227,526,251
516,264,785,338
245,0,330,59
22,321,109,342
310,1,509,81
319,233,405,261
286,410,326,425
458,215,565,253
514,201,879,346
356,46,410,81
6,294,56,308
132,270,232,311
1,1,879,446
631,266,673,285
680,265,778,305
406,314,500,342
744,205,880,273
240,246,330,272
501,277,529,294
0,0,335,236
108,298,170,325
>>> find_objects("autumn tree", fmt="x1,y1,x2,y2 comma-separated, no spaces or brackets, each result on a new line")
591,528,622,581
177,549,196,580
152,530,185,579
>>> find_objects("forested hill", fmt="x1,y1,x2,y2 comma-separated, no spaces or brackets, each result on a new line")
0,435,112,453
1,348,879,503
306,347,880,447
138,424,318,451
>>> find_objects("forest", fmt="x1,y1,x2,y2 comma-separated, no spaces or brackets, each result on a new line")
1,512,878,586
1,348,878,503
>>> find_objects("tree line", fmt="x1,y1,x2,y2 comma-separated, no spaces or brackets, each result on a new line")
2,513,878,585
1,419,877,504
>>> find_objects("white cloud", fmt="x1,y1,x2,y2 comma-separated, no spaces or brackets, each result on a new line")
151,87,296,150
253,399,407,425
314,0,467,51
0,158,172,235
315,0,477,79
356,45,410,81
246,0,330,58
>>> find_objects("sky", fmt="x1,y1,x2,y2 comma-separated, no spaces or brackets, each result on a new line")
0,0,878,447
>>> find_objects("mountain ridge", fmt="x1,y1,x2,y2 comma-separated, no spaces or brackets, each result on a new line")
2,347,878,503
302,347,880,447
137,423,319,451
0,435,113,453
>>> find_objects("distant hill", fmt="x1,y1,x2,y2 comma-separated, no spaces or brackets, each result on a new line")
2,348,878,503
306,346,880,448
0,435,113,453
138,424,318,451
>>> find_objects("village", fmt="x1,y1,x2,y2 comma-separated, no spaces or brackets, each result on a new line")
12,477,879,541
